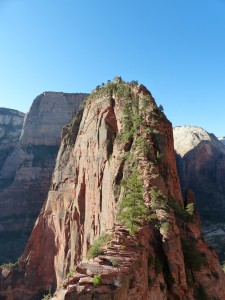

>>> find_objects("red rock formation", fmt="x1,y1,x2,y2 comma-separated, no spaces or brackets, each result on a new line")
1,81,225,299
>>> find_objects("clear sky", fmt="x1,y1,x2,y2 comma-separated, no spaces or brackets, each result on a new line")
0,0,225,136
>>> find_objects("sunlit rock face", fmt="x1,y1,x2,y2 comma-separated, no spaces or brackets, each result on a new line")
1,83,225,300
0,108,25,169
0,92,87,264
174,125,225,261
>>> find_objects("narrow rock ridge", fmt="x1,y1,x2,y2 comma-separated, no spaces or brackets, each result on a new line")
174,125,225,262
1,81,225,299
0,92,87,263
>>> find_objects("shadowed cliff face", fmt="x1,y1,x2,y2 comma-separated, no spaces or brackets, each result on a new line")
0,92,87,264
1,82,225,300
174,125,225,262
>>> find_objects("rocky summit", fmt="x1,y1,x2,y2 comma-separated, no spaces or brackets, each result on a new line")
1,80,225,300
0,92,87,264
174,125,225,262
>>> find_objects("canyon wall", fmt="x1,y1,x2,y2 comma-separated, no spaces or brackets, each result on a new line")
174,125,225,262
0,92,87,264
1,82,225,299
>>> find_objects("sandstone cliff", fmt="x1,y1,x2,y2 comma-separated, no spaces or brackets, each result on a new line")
0,108,25,170
174,125,225,262
1,81,225,300
0,92,87,264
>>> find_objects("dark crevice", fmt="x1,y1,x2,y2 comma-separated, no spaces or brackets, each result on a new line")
115,159,125,185
77,174,86,225
99,187,102,212
113,159,125,202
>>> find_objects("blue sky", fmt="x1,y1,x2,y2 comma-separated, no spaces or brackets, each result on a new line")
0,0,225,135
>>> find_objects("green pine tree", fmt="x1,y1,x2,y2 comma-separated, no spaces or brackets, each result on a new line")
117,168,149,234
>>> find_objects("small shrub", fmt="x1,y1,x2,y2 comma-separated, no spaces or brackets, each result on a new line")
119,245,126,250
110,258,119,267
160,221,169,235
155,150,163,163
158,104,164,112
221,262,225,273
41,294,51,300
130,80,139,86
168,197,193,221
150,187,167,211
87,233,111,259
93,274,102,287
186,203,194,216
41,288,52,300
1,262,16,270
66,265,76,279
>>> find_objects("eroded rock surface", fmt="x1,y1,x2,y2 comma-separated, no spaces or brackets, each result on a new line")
1,82,225,299
0,92,87,263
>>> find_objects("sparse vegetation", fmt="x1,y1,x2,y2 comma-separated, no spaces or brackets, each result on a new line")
158,104,164,112
66,265,76,279
160,221,169,234
1,256,23,271
41,294,51,300
130,80,139,86
110,258,119,267
186,203,195,216
1,262,15,270
222,262,225,273
87,233,111,259
150,187,167,211
41,288,52,300
92,274,102,287
168,197,194,221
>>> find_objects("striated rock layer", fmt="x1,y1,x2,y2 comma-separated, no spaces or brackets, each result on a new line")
1,81,225,299
174,125,225,262
0,92,87,264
